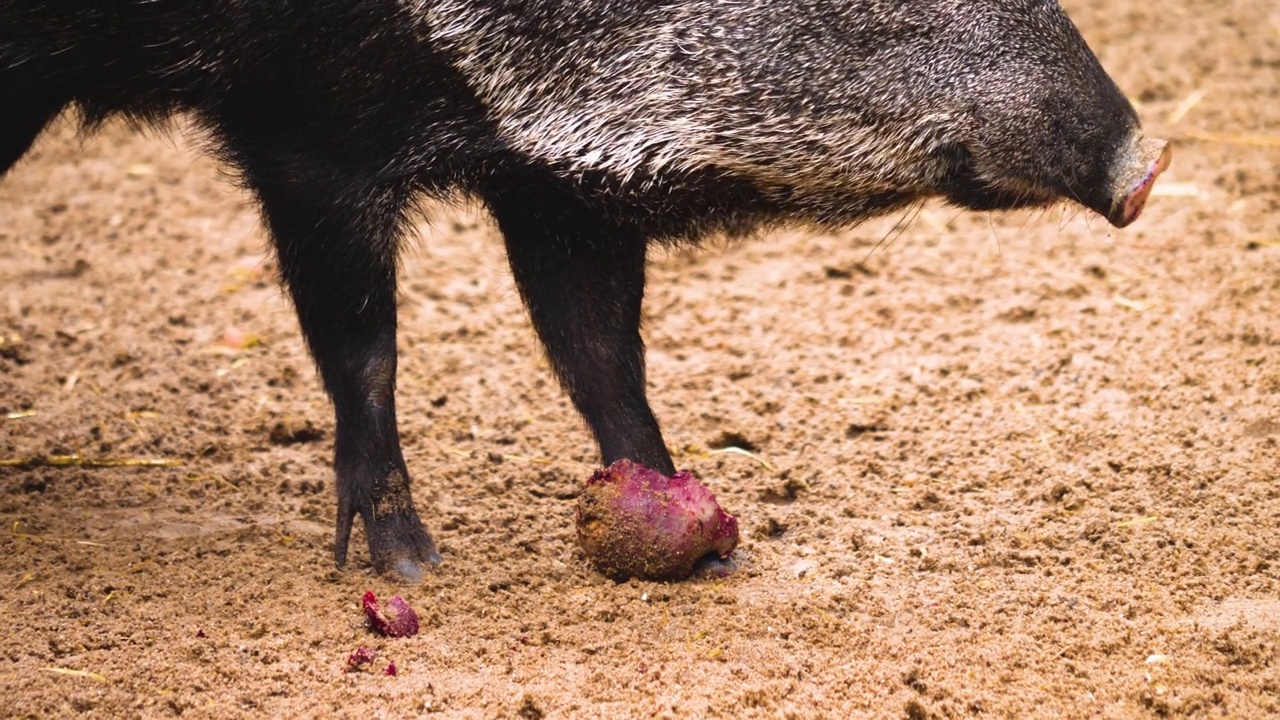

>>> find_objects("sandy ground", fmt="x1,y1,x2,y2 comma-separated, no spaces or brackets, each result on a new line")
2,1,1278,717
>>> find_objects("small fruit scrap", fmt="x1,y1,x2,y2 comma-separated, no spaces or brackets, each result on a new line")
346,646,377,672
362,591,420,638
575,459,740,581
384,659,398,676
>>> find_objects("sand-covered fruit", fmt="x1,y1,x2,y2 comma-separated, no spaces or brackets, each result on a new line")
362,591,420,638
575,460,740,581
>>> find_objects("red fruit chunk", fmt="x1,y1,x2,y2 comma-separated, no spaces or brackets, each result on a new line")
346,646,377,672
362,591,420,638
384,660,398,676
575,459,739,581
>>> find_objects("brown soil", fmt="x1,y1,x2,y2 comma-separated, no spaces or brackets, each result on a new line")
2,2,1278,718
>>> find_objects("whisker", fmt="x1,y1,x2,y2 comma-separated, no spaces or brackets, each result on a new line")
1017,204,1040,237
986,211,1003,257
1081,207,1098,242
863,200,925,262
1057,202,1075,233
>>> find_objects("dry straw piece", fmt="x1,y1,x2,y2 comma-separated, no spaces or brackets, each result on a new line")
0,455,182,469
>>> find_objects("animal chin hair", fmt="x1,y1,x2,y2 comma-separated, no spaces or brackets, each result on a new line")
975,161,1057,208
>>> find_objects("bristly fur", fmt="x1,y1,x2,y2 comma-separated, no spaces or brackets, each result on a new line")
4,0,1139,237
0,0,1147,578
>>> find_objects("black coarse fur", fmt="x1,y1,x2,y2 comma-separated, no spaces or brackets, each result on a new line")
1,0,1144,578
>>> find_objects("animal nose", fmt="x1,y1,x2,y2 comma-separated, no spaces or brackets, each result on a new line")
1106,135,1172,228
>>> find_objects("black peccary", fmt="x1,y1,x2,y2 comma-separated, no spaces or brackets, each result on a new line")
1,0,1169,579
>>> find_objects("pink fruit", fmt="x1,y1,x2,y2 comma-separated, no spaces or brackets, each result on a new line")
346,646,377,672
575,459,739,581
362,591,420,638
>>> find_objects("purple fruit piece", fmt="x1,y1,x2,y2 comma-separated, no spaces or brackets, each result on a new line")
346,646,377,672
362,591,420,638
575,459,740,581
384,660,398,677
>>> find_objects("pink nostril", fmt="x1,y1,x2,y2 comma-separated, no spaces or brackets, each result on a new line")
1116,143,1172,228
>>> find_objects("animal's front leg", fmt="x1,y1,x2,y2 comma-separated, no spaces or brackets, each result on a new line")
486,185,674,475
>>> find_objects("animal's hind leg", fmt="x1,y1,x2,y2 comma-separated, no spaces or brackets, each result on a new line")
0,95,65,176
225,138,440,580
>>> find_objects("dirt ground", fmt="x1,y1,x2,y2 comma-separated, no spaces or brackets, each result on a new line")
2,1,1278,718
